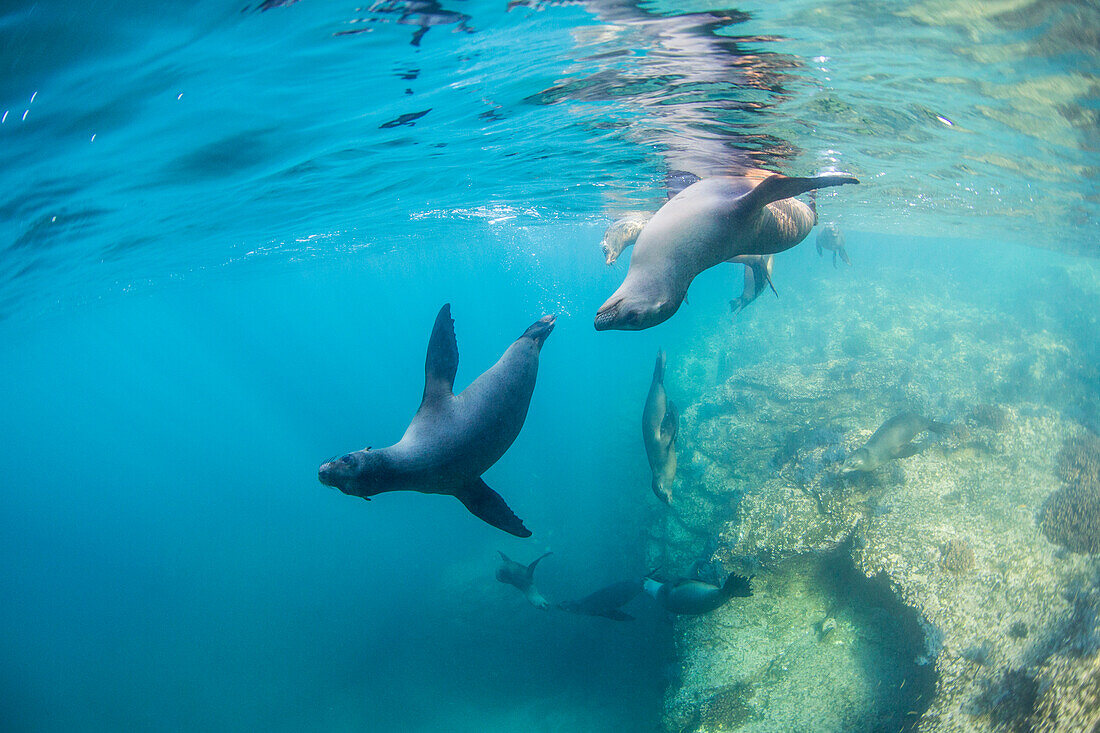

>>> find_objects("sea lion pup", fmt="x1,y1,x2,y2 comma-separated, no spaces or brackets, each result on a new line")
728,254,776,315
643,350,678,505
840,412,952,474
318,304,555,537
496,551,553,610
594,172,858,331
558,579,643,621
643,572,753,615
816,222,850,267
601,215,650,266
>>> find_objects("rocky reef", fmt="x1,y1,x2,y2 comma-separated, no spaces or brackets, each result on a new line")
648,260,1100,732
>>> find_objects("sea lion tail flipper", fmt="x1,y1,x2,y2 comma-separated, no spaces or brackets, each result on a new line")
838,246,851,266
526,551,552,576
653,349,666,383
742,173,860,213
722,573,754,598
454,478,531,538
422,304,459,404
661,402,679,446
602,610,635,622
832,251,838,268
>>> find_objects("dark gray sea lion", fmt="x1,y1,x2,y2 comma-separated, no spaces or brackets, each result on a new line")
643,350,678,505
496,551,553,610
816,222,850,267
601,215,650,266
594,172,859,331
318,304,555,537
841,412,951,474
643,573,753,615
558,580,642,621
728,254,776,315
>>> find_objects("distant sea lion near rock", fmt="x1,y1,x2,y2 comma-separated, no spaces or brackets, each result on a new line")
644,572,753,615
318,304,555,537
558,579,642,621
816,222,850,267
840,413,951,474
496,551,553,610
643,350,679,505
594,172,859,331
601,215,650,266
728,254,776,315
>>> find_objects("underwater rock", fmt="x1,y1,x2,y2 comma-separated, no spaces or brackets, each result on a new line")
1041,441,1100,555
940,537,976,573
650,271,1100,733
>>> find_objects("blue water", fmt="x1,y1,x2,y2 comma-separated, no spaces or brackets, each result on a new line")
1,1,1098,731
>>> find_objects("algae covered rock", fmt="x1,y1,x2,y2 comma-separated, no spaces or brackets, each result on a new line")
1041,434,1100,554
650,262,1100,733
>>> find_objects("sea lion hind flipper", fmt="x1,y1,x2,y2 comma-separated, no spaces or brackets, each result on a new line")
454,478,531,537
752,259,778,297
422,304,459,404
741,173,860,214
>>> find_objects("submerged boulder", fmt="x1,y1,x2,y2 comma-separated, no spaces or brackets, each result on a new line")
649,265,1100,733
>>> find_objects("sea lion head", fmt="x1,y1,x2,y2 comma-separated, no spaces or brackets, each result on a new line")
594,276,680,331
318,449,387,498
840,448,871,474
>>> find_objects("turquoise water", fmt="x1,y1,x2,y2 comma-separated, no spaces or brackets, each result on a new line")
1,2,1098,732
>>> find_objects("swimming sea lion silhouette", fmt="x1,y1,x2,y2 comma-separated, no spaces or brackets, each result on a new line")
318,304,555,537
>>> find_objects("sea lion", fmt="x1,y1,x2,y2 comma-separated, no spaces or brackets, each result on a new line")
840,412,951,474
594,172,858,331
728,254,776,315
816,222,851,267
601,215,650,266
496,551,553,610
643,350,678,505
643,572,753,615
558,580,642,621
318,304,555,537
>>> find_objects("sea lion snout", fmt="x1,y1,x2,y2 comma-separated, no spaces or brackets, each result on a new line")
522,314,556,346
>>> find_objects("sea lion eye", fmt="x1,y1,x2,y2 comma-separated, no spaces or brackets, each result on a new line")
339,455,353,466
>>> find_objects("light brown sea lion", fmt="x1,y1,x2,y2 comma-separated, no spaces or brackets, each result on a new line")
593,172,858,331
816,222,851,267
840,413,951,474
601,215,650,266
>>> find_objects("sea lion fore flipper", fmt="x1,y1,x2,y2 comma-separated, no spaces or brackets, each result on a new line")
892,442,923,460
601,609,634,622
454,477,531,538
422,304,459,405
661,402,679,446
739,174,860,215
838,247,851,266
526,551,552,575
